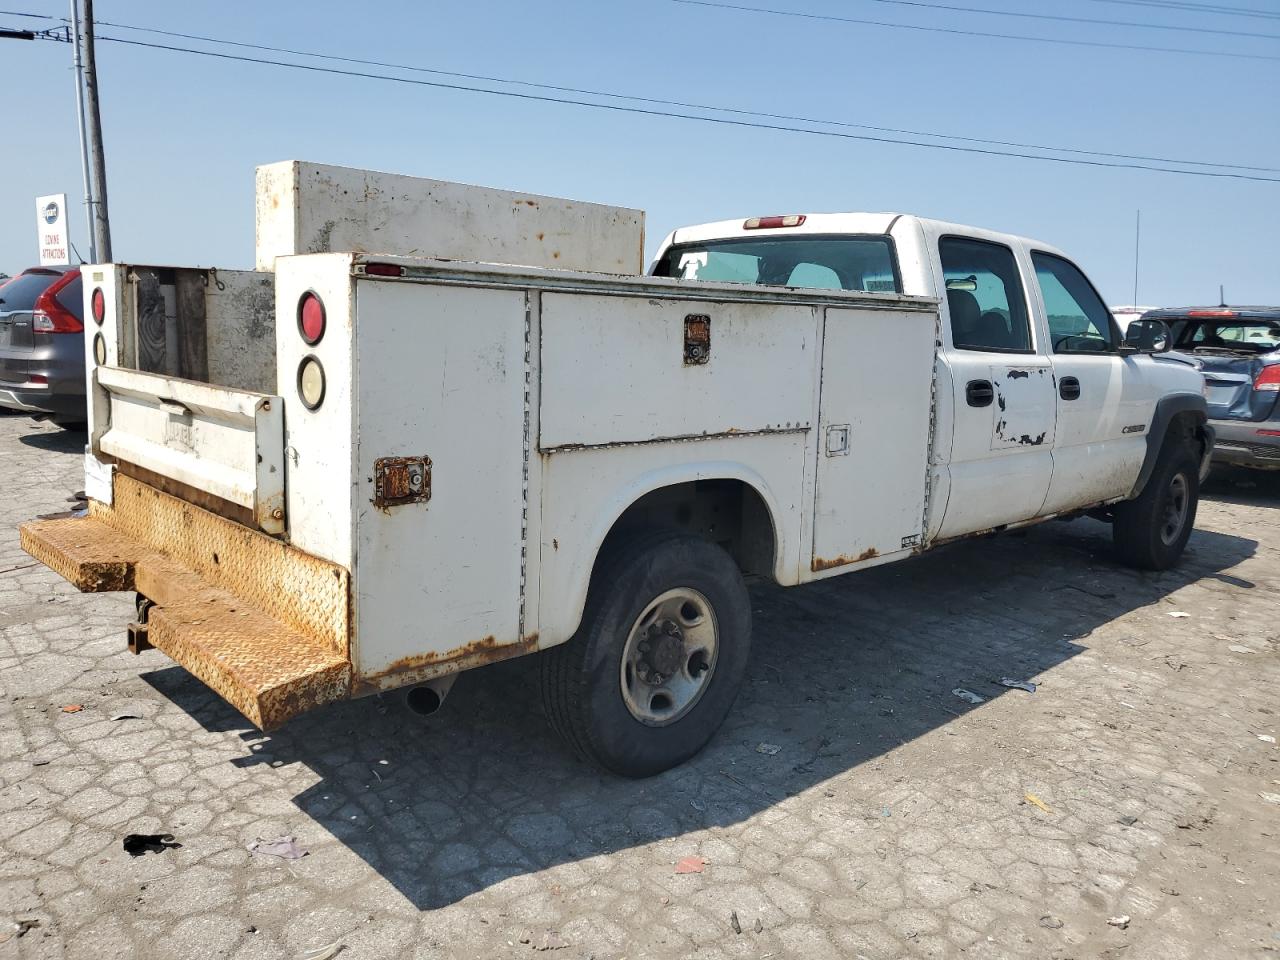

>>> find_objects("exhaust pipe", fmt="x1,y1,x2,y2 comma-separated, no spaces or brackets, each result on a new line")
404,673,458,717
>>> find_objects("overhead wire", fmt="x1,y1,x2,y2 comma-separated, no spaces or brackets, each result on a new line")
46,33,1279,183
832,0,1280,39
72,15,1280,175
669,0,1280,61
1082,0,1280,20
10,7,1276,181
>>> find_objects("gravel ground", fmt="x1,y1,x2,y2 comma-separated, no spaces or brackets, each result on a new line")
1,409,1277,960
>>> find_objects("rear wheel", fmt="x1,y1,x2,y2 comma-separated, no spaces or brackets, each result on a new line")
540,530,751,777
1113,441,1199,570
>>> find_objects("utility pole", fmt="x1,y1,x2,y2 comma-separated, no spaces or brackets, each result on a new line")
1132,209,1140,307
81,0,111,261
69,0,96,263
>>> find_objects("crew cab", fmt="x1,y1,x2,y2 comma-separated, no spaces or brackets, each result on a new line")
652,213,1212,563
20,165,1212,777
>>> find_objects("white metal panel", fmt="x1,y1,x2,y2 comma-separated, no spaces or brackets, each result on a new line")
810,308,937,573
256,161,645,275
539,293,817,450
273,254,357,566
93,366,285,533
204,269,276,394
352,280,528,680
537,433,809,647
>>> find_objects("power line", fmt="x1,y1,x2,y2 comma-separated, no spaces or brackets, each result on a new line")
58,33,1280,183
1082,0,1280,20
839,0,1280,39
670,0,1280,62
78,17,1280,174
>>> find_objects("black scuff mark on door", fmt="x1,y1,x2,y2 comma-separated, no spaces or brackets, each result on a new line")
1016,432,1047,446
1007,369,1030,379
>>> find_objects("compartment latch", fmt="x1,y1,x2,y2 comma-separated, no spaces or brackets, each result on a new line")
373,455,432,509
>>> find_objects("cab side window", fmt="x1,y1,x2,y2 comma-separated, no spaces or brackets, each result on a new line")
1032,252,1117,354
939,237,1032,353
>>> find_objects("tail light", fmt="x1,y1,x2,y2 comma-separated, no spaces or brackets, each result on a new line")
297,356,326,409
744,215,806,230
32,272,83,334
298,292,326,345
1254,366,1280,392
91,287,106,325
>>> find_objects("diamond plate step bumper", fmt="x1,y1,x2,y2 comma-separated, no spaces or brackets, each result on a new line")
19,474,351,730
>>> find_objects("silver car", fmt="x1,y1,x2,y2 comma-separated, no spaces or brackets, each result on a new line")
0,266,86,425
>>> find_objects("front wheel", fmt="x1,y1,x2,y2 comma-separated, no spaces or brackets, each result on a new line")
1112,443,1199,570
540,530,751,777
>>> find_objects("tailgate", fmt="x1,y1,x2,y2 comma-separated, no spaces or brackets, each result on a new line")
91,365,286,534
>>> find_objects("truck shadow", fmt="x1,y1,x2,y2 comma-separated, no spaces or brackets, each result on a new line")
143,517,1256,912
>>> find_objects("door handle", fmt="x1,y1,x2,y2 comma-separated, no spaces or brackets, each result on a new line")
966,379,994,407
1059,376,1081,401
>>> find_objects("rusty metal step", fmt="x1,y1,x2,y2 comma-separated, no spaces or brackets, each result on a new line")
19,481,352,731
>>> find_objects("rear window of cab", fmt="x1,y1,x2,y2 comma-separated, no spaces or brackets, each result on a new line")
652,235,901,294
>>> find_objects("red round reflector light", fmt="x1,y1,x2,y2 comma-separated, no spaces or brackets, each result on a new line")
298,292,326,345
91,287,106,326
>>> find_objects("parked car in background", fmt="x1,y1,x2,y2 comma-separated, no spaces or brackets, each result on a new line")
1143,305,1280,471
0,266,86,426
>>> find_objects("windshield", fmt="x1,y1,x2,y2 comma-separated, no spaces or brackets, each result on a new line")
1170,318,1280,352
652,235,900,293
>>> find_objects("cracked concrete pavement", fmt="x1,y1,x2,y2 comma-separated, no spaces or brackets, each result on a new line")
0,410,1277,959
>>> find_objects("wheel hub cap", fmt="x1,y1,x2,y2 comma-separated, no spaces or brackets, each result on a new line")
620,588,719,727
642,624,684,679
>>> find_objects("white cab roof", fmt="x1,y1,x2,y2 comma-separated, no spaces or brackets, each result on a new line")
656,213,1070,263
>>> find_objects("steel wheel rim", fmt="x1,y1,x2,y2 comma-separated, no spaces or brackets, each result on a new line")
620,587,719,727
1160,472,1189,546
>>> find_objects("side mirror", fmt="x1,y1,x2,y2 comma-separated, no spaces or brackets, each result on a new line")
1121,318,1171,355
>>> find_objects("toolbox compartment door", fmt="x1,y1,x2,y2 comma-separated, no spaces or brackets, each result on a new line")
91,365,286,534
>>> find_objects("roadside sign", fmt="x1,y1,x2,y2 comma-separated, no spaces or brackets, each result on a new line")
36,193,71,266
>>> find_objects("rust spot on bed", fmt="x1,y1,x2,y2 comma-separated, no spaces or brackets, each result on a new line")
351,634,536,695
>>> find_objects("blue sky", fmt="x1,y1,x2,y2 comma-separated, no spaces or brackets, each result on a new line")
2,0,1277,305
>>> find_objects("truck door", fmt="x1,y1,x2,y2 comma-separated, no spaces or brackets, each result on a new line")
1030,252,1154,514
934,236,1057,540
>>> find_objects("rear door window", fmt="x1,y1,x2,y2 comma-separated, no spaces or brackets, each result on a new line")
1032,253,1116,354
0,270,64,312
938,237,1032,352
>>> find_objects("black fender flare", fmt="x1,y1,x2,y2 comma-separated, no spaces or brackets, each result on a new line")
1129,393,1213,498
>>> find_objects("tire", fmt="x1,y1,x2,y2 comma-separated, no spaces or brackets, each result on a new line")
1113,441,1199,570
540,529,751,778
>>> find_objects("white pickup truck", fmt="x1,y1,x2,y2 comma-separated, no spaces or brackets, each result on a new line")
21,163,1211,777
